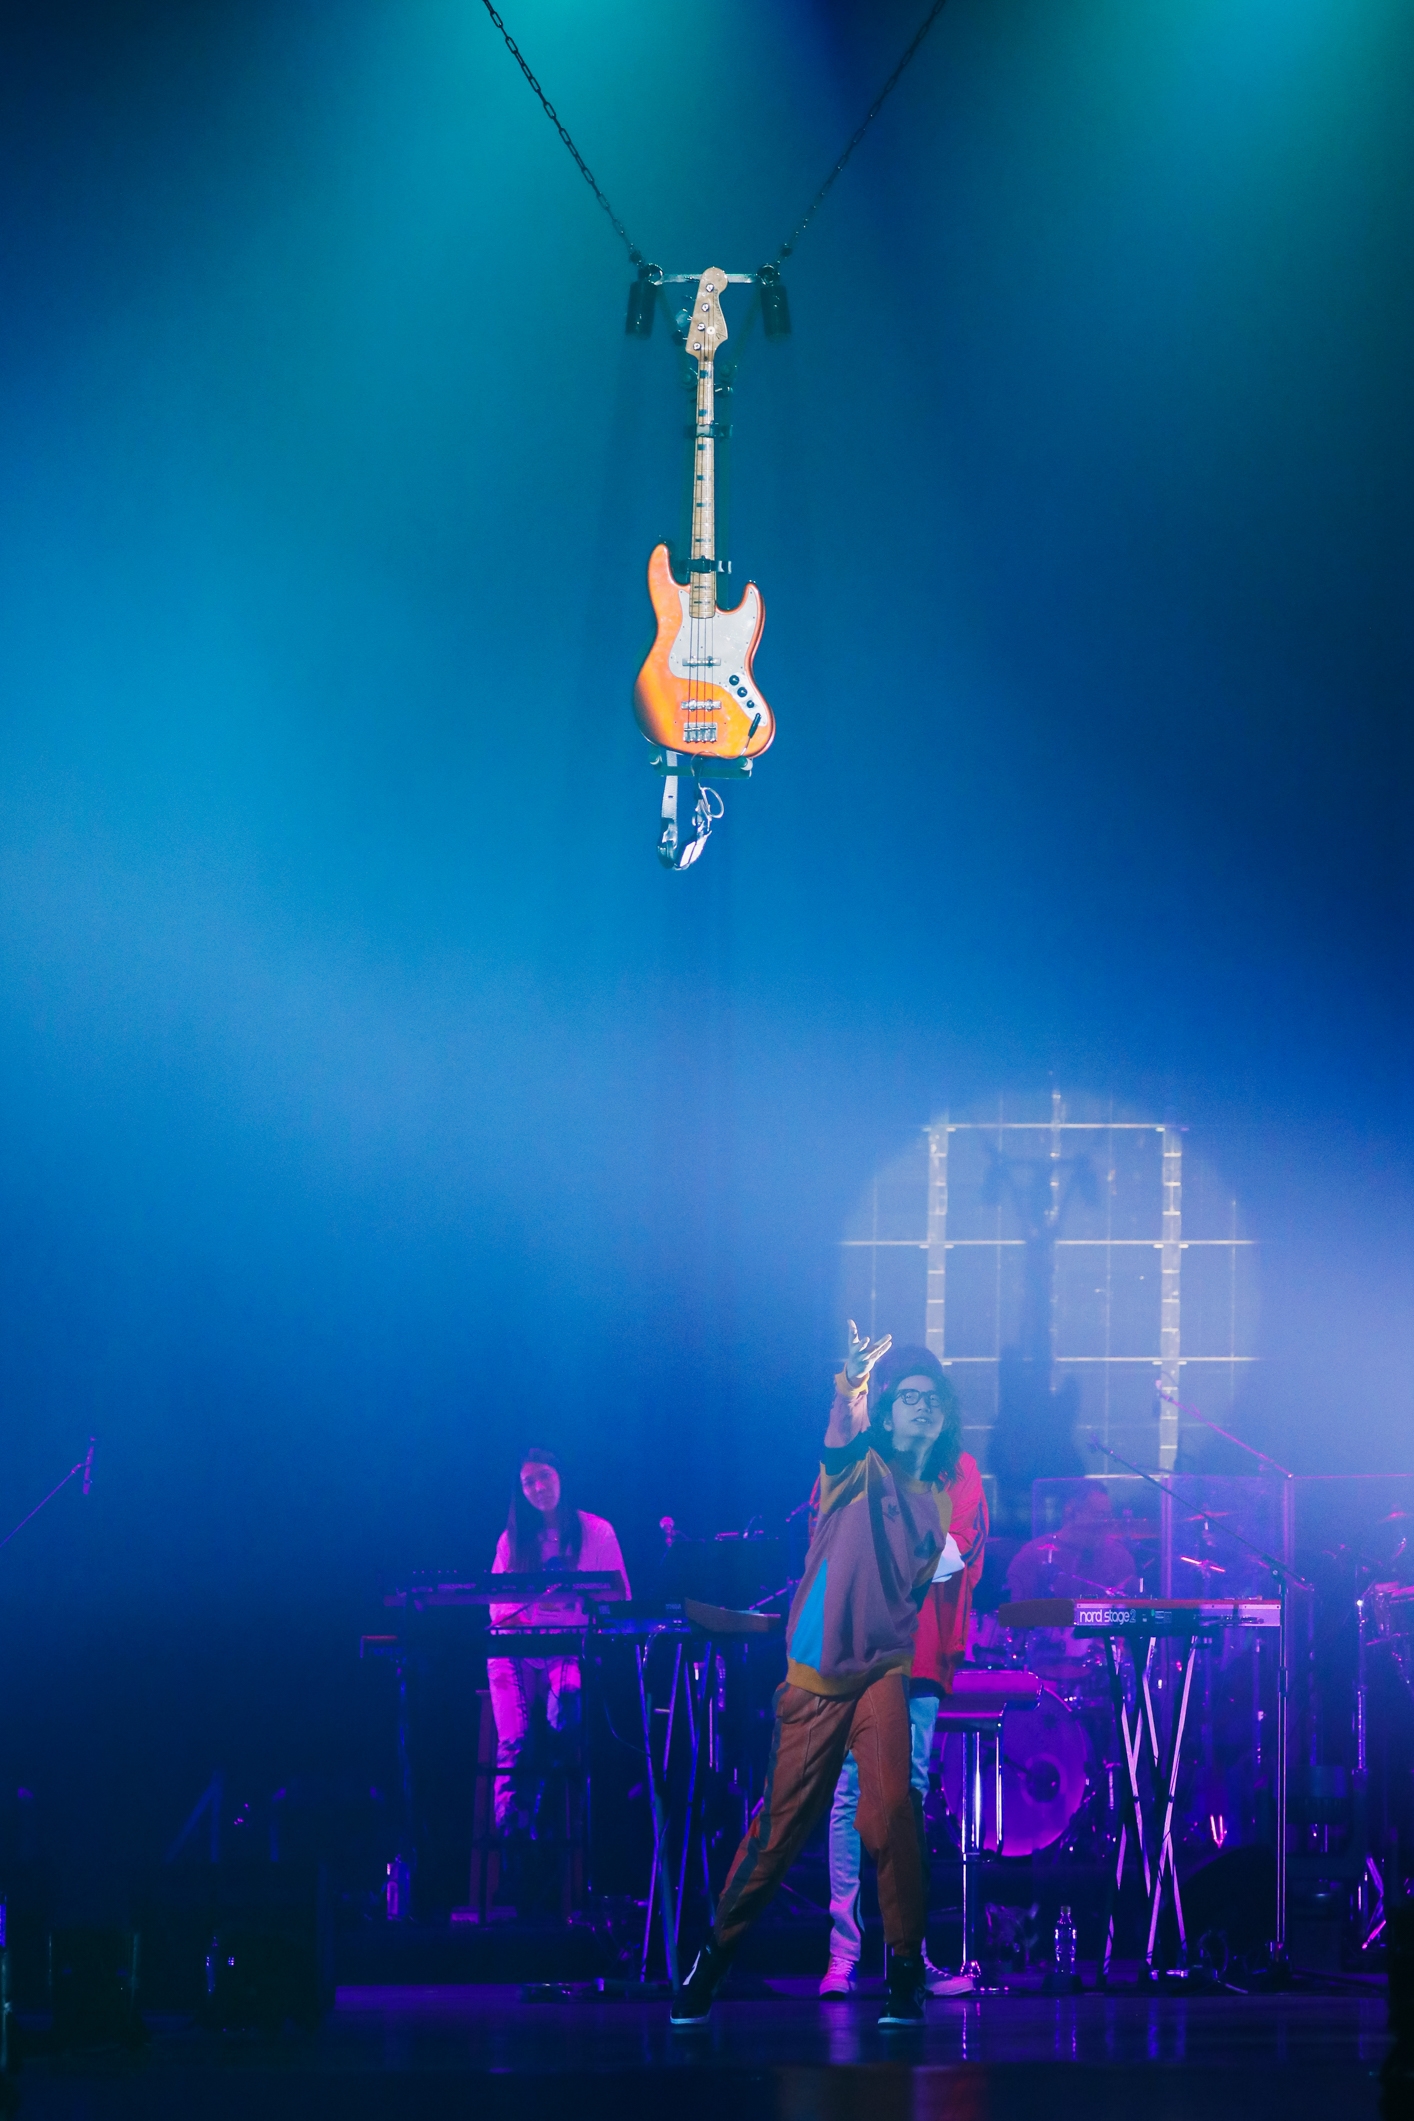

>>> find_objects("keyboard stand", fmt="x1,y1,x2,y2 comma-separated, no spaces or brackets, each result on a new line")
1095,1622,1203,1980
634,1603,782,1985
1098,1635,1153,1983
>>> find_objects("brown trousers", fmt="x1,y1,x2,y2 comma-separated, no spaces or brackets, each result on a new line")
713,1669,925,1954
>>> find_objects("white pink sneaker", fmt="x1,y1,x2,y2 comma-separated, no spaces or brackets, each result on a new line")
818,1955,858,1997
924,1953,977,1997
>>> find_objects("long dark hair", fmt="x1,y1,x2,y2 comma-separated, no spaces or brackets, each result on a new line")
507,1445,584,1572
869,1344,963,1487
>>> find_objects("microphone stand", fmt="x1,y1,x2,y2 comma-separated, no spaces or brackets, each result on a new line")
0,1438,96,1555
1156,1383,1293,1481
1089,1433,1309,1974
1153,1385,1308,1964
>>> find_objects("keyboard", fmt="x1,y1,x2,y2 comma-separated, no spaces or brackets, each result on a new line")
384,1571,628,1608
486,1628,590,1657
999,1597,1280,1635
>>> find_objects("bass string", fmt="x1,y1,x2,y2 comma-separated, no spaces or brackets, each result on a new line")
690,348,700,724
700,346,712,729
690,338,712,731
691,341,703,721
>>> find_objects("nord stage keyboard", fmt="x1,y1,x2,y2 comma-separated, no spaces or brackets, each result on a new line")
998,1596,1281,1635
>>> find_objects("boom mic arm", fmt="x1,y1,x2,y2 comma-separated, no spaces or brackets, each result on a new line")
0,1436,99,1555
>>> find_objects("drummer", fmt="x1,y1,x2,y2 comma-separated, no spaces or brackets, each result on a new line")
1005,1483,1138,1671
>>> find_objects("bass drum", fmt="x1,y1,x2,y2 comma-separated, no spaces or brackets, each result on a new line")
939,1687,1091,1857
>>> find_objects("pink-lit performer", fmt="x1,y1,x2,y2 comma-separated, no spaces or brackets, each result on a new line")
487,1446,630,1833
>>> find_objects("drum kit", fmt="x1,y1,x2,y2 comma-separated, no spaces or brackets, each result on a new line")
932,1520,1130,1863
939,1680,1092,1858
932,1500,1414,1951
1361,1568,1414,1797
935,1508,1274,1868
1368,1578,1414,1687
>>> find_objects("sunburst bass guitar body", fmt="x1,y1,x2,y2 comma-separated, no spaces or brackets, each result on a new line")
633,544,773,760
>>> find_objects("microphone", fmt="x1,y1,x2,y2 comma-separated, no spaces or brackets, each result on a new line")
82,1437,96,1496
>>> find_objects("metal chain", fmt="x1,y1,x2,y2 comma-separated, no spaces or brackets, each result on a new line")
771,0,952,265
478,0,644,265
480,0,951,276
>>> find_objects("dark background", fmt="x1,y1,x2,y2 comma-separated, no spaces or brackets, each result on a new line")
0,0,1410,1909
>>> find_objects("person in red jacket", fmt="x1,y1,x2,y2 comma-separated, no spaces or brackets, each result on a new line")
819,1365,988,1998
913,1447,989,1693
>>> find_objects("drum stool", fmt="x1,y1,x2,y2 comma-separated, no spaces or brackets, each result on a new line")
934,1669,1041,1980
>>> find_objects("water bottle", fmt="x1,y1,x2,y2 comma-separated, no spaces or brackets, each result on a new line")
386,1855,411,1922
1054,1905,1076,1979
1043,1903,1080,1992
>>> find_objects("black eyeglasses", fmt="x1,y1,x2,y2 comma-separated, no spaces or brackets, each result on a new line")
895,1389,944,1411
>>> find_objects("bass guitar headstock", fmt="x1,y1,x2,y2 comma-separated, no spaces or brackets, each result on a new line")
685,267,729,366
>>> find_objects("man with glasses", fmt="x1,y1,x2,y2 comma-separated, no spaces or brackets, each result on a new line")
818,1350,985,1998
671,1330,957,2029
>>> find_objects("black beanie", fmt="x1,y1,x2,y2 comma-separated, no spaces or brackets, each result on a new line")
871,1343,947,1407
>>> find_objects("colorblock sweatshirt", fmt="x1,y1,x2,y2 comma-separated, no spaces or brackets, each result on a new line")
784,1401,953,1698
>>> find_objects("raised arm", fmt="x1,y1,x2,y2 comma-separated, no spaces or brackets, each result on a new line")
823,1321,893,1447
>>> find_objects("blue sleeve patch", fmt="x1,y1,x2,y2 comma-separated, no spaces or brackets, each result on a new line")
788,1559,828,1672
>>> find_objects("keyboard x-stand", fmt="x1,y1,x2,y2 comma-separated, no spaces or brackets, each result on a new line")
1084,1435,1310,1981
616,1598,783,1986
369,1573,631,1917
1001,1592,1281,1980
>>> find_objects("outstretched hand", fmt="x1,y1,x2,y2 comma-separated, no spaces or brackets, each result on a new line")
843,1320,892,1389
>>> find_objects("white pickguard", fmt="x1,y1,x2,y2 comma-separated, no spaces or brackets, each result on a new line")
666,587,763,707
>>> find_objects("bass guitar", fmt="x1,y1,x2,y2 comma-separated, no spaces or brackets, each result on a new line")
633,268,775,766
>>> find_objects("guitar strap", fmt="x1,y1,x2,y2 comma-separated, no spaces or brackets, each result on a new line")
657,754,723,872
657,757,680,866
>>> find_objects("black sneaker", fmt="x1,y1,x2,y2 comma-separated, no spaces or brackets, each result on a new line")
879,1949,926,2026
670,1938,732,2027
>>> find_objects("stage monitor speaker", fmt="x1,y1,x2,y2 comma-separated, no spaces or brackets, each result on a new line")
1179,1845,1277,1961
48,1926,143,2049
133,1862,333,2027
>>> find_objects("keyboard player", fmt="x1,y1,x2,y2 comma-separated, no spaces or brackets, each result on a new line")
488,1445,631,1835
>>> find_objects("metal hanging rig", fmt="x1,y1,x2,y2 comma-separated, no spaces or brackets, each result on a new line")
478,0,954,868
478,0,952,329
625,267,790,343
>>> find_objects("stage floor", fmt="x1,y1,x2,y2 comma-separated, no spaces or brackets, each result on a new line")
8,1980,1394,2120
